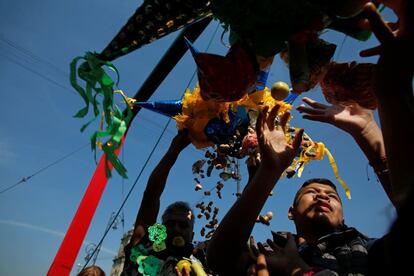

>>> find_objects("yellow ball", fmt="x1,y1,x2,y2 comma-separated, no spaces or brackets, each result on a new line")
271,82,290,101
176,259,192,273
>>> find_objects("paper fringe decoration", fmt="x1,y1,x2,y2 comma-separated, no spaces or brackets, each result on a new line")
70,52,133,178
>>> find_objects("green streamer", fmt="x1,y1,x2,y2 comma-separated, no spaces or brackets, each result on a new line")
70,52,130,178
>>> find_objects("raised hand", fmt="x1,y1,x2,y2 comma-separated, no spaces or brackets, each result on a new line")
297,97,376,137
256,233,310,276
207,107,302,275
256,105,303,172
246,254,269,276
359,1,413,208
297,97,395,203
360,1,413,95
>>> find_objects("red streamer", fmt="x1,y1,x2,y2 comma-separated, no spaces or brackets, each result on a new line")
48,136,125,276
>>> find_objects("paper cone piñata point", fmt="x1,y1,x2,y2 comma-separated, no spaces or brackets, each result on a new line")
184,37,200,58
135,100,183,117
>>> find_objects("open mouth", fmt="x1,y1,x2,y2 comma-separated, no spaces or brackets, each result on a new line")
314,201,332,212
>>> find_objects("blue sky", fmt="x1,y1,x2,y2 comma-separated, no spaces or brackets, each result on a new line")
0,1,397,275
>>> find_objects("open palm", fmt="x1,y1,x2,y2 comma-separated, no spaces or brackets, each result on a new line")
257,105,303,171
297,97,375,136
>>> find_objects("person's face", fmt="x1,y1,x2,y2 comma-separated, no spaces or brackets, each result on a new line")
162,212,194,248
289,183,344,231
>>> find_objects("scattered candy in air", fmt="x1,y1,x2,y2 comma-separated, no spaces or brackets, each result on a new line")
256,211,274,226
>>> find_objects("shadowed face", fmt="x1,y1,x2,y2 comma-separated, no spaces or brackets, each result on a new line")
162,212,194,248
289,182,344,233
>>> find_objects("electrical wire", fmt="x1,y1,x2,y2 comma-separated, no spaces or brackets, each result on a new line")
0,35,69,76
0,52,75,95
0,143,89,194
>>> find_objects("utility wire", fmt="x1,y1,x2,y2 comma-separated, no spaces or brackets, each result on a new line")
0,37,188,139
0,35,69,77
0,143,89,194
0,52,75,95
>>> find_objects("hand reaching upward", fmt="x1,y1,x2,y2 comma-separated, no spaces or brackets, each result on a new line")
256,105,303,173
360,1,413,95
297,97,376,137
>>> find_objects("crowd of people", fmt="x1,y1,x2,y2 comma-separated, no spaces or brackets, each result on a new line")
87,1,413,275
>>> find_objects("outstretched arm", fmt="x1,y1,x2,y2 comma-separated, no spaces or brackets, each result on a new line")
207,105,303,275
129,131,190,246
297,97,394,204
360,1,414,208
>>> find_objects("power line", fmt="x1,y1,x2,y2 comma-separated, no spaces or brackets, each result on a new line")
0,35,69,77
0,35,75,95
0,143,89,194
0,52,76,95
0,37,183,137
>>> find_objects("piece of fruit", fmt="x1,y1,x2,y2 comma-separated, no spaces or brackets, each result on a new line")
176,259,192,273
271,81,290,100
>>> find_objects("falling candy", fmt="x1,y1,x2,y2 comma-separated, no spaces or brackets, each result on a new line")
206,202,213,213
192,160,206,174
256,211,273,226
206,229,215,239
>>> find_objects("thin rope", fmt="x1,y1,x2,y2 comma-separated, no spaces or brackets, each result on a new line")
121,147,125,233
334,34,348,61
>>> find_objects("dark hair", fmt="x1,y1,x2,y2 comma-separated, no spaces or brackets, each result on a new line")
293,178,339,206
77,265,105,276
162,201,195,224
